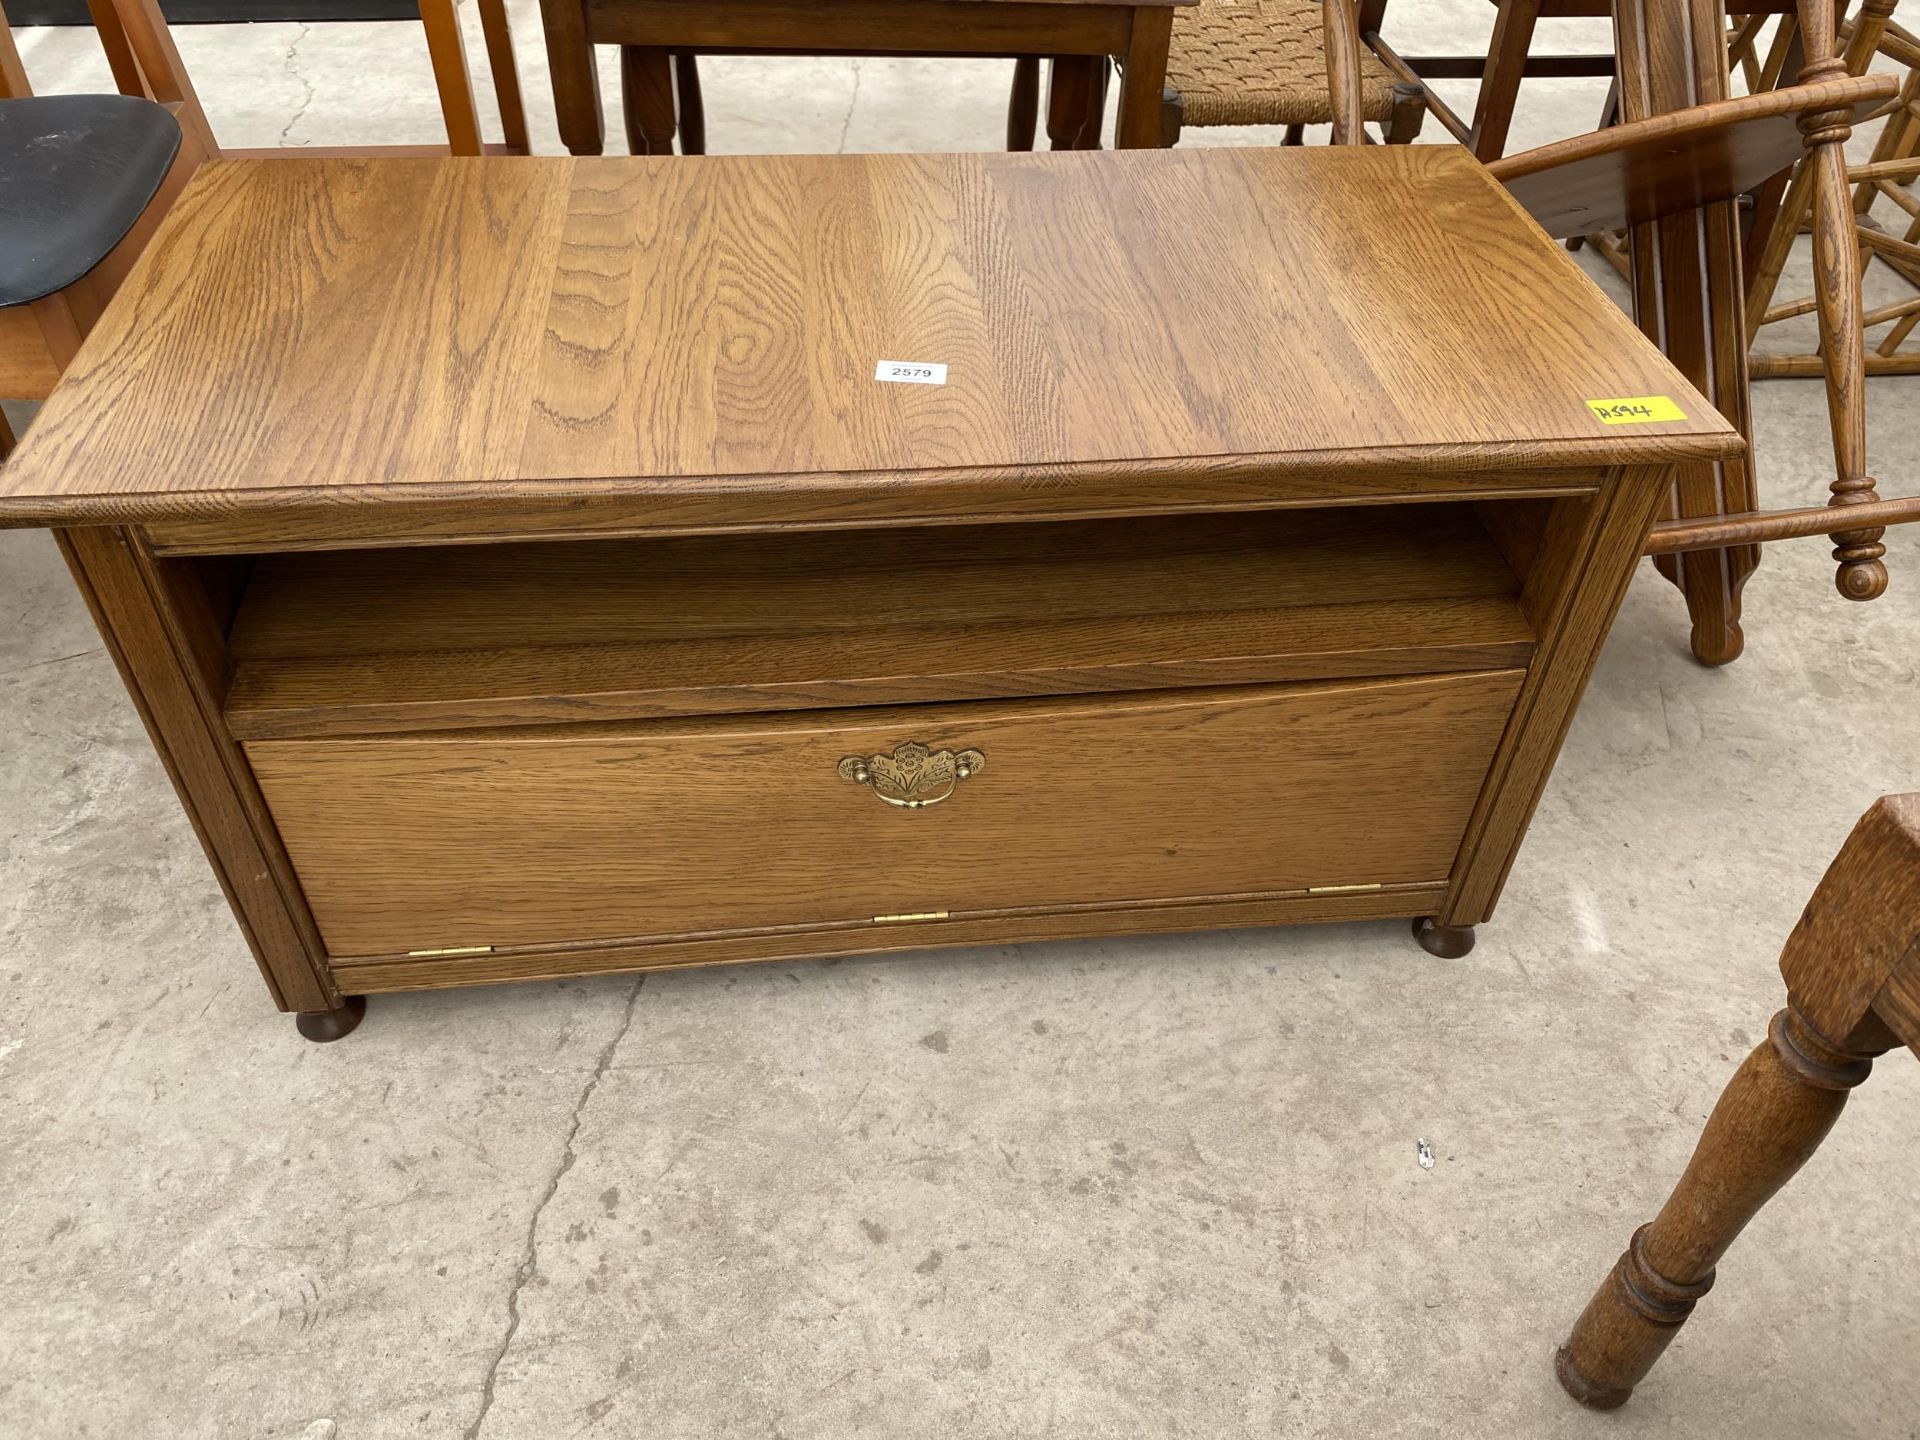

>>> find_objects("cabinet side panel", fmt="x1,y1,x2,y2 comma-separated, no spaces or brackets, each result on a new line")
57,527,334,1013
1444,466,1673,925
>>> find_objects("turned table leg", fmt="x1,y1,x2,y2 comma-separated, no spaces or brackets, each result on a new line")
1556,1005,1882,1408
295,995,367,1044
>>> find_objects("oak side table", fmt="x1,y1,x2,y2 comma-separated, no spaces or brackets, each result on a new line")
533,0,1187,155
0,147,1741,1040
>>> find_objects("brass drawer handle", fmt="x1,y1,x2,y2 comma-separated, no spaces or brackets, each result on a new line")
837,741,985,809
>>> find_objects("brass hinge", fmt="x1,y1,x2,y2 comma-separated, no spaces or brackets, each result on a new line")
1306,883,1385,895
872,910,950,925
406,944,496,957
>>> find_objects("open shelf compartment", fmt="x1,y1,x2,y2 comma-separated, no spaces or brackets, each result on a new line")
221,504,1535,740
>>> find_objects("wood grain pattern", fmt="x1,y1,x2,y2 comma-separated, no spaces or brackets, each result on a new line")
0,148,1737,539
248,670,1523,956
222,507,1535,737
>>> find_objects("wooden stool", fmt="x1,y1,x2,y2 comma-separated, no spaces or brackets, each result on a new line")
1556,793,1920,1409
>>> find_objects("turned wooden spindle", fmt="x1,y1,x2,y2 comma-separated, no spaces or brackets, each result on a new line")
1746,0,1899,341
1323,0,1364,145
1556,1007,1880,1408
1795,0,1891,601
1557,794,1920,1409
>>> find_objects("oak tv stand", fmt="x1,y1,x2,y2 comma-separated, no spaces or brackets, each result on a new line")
0,148,1741,1039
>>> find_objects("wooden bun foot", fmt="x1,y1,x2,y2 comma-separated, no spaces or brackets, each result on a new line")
1411,916,1475,958
295,995,366,1043
1688,616,1745,668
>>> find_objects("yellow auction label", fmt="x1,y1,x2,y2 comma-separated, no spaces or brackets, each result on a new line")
1586,396,1687,425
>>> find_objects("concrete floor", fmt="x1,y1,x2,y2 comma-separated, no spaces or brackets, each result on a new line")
3,5,1919,1437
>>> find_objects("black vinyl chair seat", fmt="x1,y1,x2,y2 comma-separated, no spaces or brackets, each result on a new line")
0,93,182,309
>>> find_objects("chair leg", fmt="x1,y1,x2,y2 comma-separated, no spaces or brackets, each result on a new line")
1282,123,1305,145
1047,55,1110,149
1471,0,1538,160
543,0,605,154
418,0,485,155
1008,56,1040,150
475,0,530,153
1385,80,1425,143
673,53,705,154
1161,86,1184,146
621,44,678,155
1085,54,1111,148
1556,1005,1885,1409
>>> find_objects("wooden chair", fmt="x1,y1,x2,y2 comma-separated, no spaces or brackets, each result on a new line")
0,0,215,455
1372,0,1802,163
0,94,184,459
1556,793,1920,1409
1749,4,1920,377
1359,0,1920,625
0,0,531,455
0,0,527,161
1157,0,1423,145
1005,0,1424,148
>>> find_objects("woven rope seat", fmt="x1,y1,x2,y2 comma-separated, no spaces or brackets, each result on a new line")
1165,0,1401,127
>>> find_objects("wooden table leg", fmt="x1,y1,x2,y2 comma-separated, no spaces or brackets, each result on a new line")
1558,792,1920,1407
1557,1006,1880,1408
1115,6,1173,148
622,44,679,154
540,0,605,154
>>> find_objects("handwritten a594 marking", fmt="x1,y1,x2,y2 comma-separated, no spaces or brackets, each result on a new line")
1585,395,1685,425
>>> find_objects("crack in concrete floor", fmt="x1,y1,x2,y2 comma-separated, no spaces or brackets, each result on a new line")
836,59,866,155
464,975,646,1439
277,23,318,149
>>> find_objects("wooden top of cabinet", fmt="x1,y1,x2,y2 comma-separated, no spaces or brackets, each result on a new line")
0,147,1738,536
